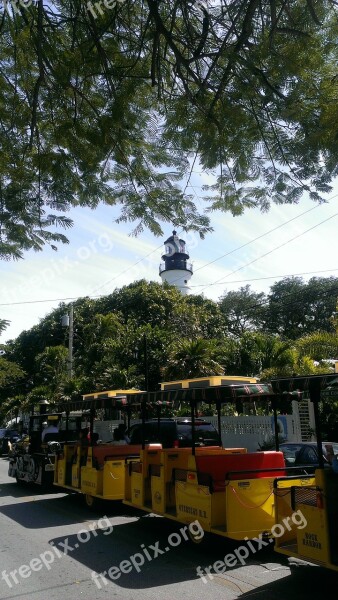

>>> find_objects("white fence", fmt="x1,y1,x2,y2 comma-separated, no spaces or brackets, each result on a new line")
208,415,301,452
94,413,302,451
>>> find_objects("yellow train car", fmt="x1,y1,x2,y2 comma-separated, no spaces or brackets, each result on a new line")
54,440,142,508
271,373,338,571
123,378,304,541
53,388,143,508
124,445,290,540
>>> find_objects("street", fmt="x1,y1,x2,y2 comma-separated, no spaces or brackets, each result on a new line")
0,457,337,600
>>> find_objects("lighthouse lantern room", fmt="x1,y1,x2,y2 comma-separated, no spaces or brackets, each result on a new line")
159,231,193,295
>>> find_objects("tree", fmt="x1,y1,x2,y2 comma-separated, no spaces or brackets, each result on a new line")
219,285,267,336
163,338,224,380
34,345,69,392
184,295,226,339
295,331,338,364
228,331,292,377
0,357,25,390
0,357,26,421
265,277,338,339
0,319,10,336
3,277,338,408
101,280,185,329
1,1,338,258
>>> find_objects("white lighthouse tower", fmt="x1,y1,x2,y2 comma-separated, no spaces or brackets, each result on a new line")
159,231,193,295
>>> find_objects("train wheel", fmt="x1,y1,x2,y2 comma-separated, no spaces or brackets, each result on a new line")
187,524,205,544
15,475,26,486
84,494,98,510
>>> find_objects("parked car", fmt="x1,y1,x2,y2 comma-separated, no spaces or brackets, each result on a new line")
128,418,221,448
0,430,22,456
279,441,338,474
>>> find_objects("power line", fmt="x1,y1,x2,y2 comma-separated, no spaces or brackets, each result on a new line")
24,193,338,302
193,203,322,275
88,192,335,297
1,211,338,308
166,192,338,289
0,296,93,307
217,281,338,315
2,267,338,308
198,210,338,293
189,268,338,288
2,195,337,309
89,242,164,295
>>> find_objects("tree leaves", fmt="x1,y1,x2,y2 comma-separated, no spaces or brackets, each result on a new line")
0,0,337,258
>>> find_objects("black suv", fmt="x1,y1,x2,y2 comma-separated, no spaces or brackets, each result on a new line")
128,418,220,448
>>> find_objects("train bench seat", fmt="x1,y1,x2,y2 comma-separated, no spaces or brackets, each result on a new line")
194,451,286,492
90,444,142,468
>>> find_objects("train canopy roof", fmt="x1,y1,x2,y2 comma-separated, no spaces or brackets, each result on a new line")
128,383,302,405
59,382,302,412
271,372,338,400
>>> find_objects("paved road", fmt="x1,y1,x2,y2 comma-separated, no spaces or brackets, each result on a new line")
0,457,337,600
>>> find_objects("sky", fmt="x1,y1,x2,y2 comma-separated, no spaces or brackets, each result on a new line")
1,172,338,344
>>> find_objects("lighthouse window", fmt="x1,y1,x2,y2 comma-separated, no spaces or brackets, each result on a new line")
165,245,172,255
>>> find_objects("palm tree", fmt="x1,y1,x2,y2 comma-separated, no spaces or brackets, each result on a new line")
35,345,68,393
295,331,338,365
163,338,224,380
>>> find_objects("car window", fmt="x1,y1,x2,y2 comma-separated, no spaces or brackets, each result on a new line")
129,422,176,446
280,444,303,465
176,422,219,444
128,425,142,444
129,423,157,445
298,446,318,464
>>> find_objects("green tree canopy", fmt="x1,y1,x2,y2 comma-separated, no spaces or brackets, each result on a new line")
1,0,337,258
265,276,338,339
163,338,224,380
219,285,267,336
295,331,338,363
3,277,338,411
0,357,26,418
0,356,25,389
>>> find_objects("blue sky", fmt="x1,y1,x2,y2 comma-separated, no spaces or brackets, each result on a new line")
1,173,338,343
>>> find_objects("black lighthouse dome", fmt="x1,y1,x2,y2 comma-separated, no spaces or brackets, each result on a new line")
159,230,193,274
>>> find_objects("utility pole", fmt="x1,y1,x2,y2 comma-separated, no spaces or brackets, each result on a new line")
144,333,149,391
68,304,74,378
61,304,74,378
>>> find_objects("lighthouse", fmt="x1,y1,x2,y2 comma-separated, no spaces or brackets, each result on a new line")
159,231,193,295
